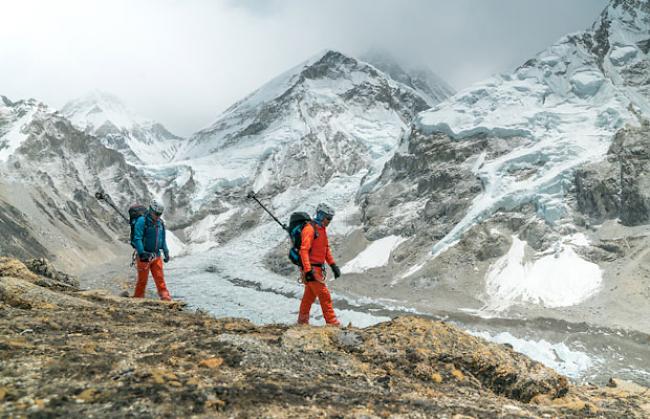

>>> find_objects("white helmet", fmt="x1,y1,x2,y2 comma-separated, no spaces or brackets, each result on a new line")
149,199,165,215
316,202,335,219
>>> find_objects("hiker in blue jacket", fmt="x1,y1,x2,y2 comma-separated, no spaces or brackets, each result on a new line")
132,200,172,300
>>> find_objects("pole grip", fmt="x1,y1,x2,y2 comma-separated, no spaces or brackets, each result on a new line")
95,191,129,222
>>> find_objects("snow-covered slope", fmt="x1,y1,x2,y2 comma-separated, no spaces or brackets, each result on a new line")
62,91,183,165
360,50,455,106
354,0,650,318
0,96,42,162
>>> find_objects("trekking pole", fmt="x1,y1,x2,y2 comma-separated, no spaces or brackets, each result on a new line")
95,191,129,222
246,191,288,232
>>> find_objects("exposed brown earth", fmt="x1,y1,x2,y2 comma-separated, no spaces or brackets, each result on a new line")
1,257,649,418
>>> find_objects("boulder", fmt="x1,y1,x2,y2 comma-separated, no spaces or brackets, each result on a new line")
24,258,80,288
0,276,95,309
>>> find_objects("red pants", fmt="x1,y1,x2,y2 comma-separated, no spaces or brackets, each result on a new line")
298,267,339,326
134,257,171,301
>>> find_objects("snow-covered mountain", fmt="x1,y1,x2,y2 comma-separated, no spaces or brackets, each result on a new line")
351,0,650,329
360,50,456,106
0,95,154,270
62,91,183,165
148,49,454,252
173,50,444,199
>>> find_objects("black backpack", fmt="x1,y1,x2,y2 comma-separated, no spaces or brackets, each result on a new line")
287,212,318,266
128,204,148,249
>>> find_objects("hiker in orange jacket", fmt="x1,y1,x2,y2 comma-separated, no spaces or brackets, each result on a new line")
297,202,342,326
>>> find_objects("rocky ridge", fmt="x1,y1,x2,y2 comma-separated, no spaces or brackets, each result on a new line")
361,50,456,107
0,97,151,271
1,257,649,418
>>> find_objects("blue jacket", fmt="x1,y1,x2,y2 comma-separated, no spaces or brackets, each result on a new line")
132,212,169,257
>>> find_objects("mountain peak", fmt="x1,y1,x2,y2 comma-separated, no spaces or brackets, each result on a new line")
177,48,435,195
62,90,141,132
316,49,352,62
61,91,182,165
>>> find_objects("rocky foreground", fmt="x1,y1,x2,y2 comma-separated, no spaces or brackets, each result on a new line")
1,258,649,418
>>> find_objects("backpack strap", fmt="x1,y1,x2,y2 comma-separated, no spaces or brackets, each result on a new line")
307,221,319,260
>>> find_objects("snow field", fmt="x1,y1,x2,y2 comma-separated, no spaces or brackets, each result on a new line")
343,235,407,274
484,235,601,311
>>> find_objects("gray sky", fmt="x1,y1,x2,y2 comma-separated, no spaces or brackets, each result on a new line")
1,0,608,136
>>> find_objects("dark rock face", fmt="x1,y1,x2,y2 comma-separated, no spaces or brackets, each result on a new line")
358,127,527,242
614,126,650,225
0,201,52,260
575,158,621,221
574,123,650,226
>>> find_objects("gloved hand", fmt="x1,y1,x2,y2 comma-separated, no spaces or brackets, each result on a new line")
304,270,315,282
330,264,341,279
139,252,154,262
163,253,170,263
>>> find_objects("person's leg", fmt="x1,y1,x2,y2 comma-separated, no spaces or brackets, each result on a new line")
134,259,150,298
149,257,171,301
313,267,340,326
315,283,340,326
298,280,317,324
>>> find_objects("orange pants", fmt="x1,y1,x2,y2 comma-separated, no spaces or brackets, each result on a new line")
298,267,339,326
134,257,171,301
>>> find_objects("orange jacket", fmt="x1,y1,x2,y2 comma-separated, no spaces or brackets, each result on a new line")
299,222,335,272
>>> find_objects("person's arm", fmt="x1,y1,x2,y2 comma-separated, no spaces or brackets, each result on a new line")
326,244,341,278
132,217,145,256
325,245,335,266
299,224,314,272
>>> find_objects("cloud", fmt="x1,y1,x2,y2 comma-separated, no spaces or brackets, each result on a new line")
225,0,284,16
0,0,609,136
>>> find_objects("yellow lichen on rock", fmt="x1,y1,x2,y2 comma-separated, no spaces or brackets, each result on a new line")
76,388,99,402
0,257,40,282
451,368,465,382
199,357,224,369
280,325,337,351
